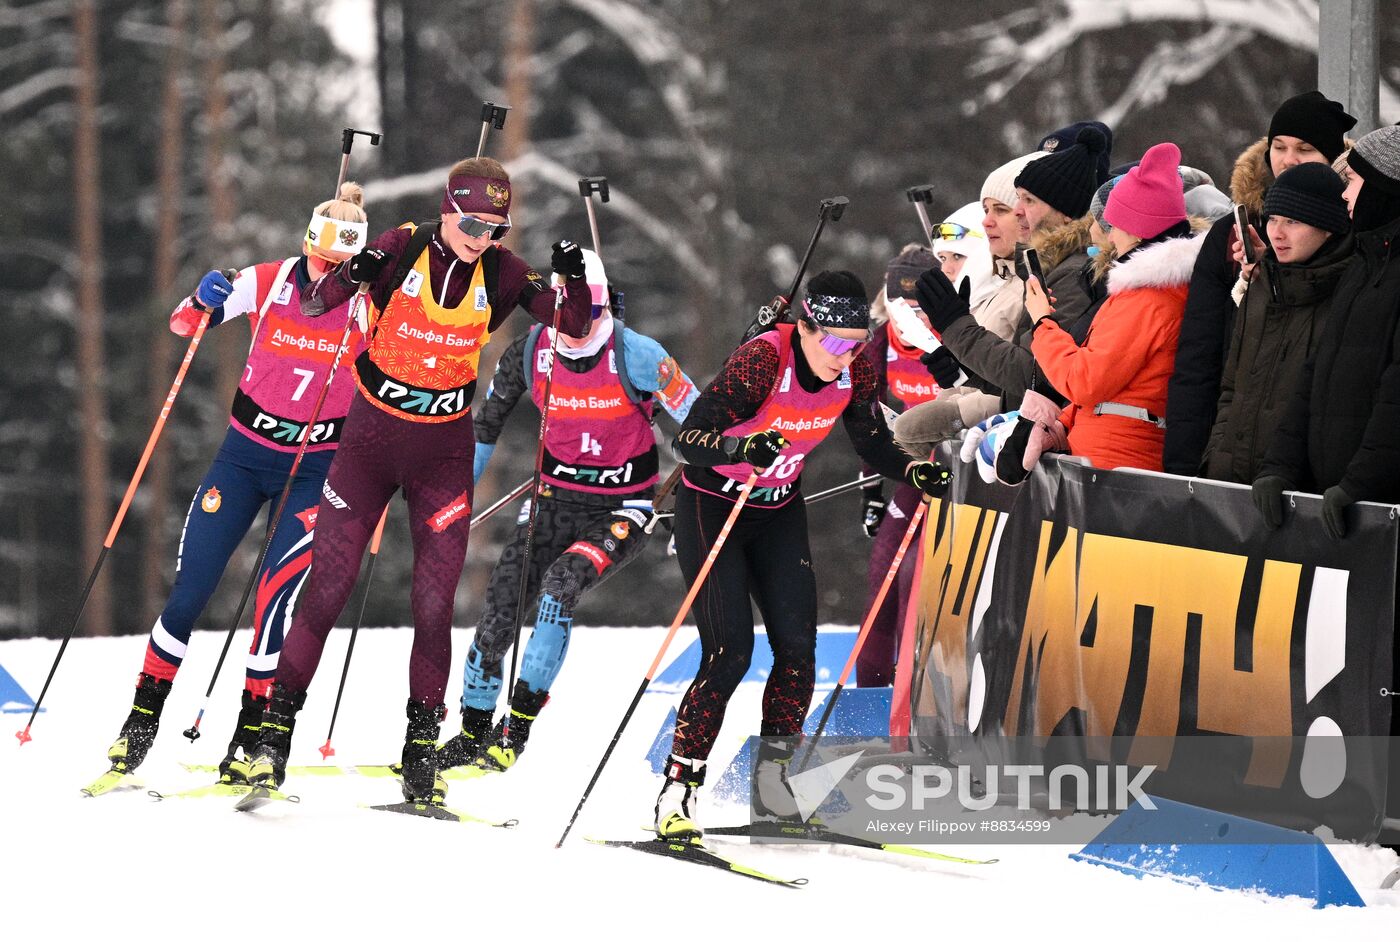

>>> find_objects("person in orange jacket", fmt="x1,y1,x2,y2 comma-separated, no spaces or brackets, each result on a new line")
1026,142,1207,472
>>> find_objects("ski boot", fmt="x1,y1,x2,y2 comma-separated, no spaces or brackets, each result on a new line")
475,681,548,774
218,689,269,784
401,699,447,804
246,684,306,789
752,738,803,822
106,673,172,774
654,754,706,840
435,705,495,772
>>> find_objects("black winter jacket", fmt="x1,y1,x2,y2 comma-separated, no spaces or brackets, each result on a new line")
1257,215,1400,500
1203,233,1353,484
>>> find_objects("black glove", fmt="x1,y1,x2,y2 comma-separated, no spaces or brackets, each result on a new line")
551,239,586,280
346,247,390,284
1321,485,1353,540
920,347,962,388
729,429,787,471
1251,475,1290,530
906,460,952,496
914,268,972,335
860,486,887,538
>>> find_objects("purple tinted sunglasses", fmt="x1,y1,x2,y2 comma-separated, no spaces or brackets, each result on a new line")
802,307,868,355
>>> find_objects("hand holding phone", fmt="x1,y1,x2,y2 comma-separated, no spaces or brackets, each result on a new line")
1023,247,1045,287
1234,205,1257,265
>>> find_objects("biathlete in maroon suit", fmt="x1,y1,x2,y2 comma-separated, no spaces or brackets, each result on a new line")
436,248,699,774
652,270,953,839
247,157,592,804
857,245,948,687
104,184,371,785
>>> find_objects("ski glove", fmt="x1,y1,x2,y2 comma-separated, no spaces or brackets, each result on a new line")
1321,485,1353,540
195,269,235,312
920,347,962,388
914,268,971,335
729,429,787,471
860,486,887,538
905,460,952,497
959,411,1019,484
347,247,391,284
1251,475,1290,530
551,240,587,280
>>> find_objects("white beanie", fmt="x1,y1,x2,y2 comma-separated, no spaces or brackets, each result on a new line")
980,151,1049,210
932,202,997,310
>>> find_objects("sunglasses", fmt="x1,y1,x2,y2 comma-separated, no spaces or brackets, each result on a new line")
932,223,986,241
457,213,512,241
804,317,869,356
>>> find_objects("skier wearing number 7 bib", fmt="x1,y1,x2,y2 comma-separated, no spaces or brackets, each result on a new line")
654,270,953,839
437,248,699,774
103,184,371,785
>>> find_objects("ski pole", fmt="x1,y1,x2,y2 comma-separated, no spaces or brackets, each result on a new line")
182,286,369,742
796,498,928,772
556,471,759,848
905,185,939,252
646,472,882,530
15,289,227,746
318,505,389,759
335,128,382,197
469,477,533,530
741,195,848,344
500,274,568,747
476,101,510,159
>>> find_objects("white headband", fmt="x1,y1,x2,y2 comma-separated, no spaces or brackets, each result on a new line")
305,213,367,257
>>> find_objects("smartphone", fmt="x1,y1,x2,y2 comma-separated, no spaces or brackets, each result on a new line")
1023,247,1044,287
1234,205,1256,265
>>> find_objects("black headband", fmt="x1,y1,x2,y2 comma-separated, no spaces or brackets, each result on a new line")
803,293,871,329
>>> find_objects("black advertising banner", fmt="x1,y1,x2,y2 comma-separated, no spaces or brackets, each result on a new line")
909,451,1398,840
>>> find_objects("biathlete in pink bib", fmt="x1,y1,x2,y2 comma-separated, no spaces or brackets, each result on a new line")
103,184,371,785
651,270,953,840
436,249,698,774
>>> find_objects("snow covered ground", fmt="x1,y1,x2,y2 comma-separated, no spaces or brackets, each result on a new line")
3,627,1397,940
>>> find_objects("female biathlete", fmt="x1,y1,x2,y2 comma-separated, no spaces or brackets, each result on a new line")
246,157,593,805
104,184,370,784
654,270,952,838
437,248,698,773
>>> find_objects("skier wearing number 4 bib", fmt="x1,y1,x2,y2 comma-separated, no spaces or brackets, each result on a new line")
437,249,698,774
654,270,952,839
104,184,371,785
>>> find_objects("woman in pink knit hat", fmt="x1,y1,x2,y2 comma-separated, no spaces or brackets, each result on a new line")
1026,142,1208,471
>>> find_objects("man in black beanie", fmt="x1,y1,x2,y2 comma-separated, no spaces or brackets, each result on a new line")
1204,162,1352,485
1164,90,1357,476
1014,125,1110,241
1268,90,1357,165
1039,120,1114,185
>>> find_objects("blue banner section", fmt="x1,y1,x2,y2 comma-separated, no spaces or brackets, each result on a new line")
1071,797,1364,908
649,629,858,694
0,663,39,713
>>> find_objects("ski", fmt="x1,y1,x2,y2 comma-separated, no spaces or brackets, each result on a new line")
181,762,485,781
704,822,1000,865
149,783,253,800
233,785,299,812
587,837,807,887
363,801,518,828
80,769,142,797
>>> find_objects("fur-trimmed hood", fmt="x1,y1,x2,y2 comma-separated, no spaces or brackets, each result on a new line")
1230,138,1272,212
1229,136,1358,213
1031,215,1096,271
1107,230,1208,295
